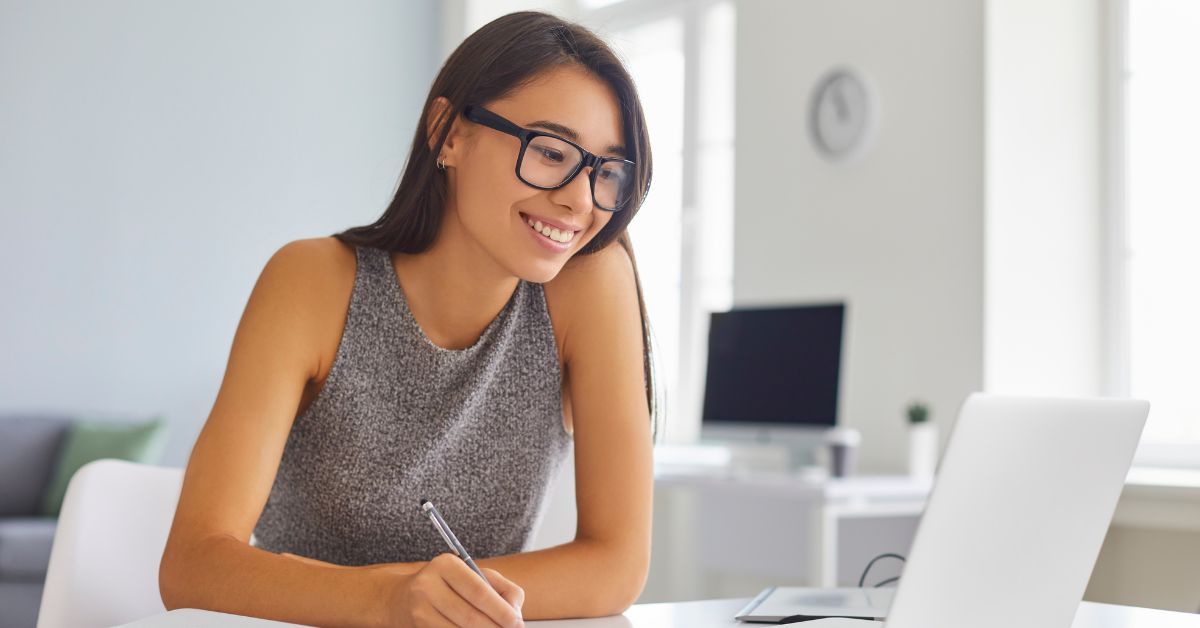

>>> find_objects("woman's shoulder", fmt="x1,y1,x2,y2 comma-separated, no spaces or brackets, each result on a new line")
263,237,358,384
264,238,357,312
544,239,636,304
265,237,359,297
542,239,638,361
271,236,357,273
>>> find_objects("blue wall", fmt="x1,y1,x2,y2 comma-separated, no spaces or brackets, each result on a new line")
0,0,441,466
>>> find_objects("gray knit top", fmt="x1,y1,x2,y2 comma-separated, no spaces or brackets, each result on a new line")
252,245,573,566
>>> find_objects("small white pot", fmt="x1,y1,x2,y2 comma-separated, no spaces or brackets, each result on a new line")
907,422,939,478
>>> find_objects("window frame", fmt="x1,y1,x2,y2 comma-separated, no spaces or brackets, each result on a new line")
1106,0,1200,470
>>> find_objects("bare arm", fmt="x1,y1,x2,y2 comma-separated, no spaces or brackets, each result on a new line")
474,241,654,619
159,239,391,626
158,240,523,628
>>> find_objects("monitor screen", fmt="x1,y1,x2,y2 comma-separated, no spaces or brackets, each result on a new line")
701,303,845,427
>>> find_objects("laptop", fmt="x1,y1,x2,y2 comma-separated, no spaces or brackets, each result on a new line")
803,393,1148,628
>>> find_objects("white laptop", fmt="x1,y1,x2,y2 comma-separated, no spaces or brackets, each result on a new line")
805,393,1148,628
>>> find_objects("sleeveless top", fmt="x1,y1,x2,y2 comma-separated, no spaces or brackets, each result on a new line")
251,245,573,566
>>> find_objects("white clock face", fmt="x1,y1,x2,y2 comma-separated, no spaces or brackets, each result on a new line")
809,69,875,159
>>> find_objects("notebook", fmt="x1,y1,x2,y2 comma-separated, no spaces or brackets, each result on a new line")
735,587,895,623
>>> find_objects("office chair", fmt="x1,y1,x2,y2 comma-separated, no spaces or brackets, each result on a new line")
37,459,183,628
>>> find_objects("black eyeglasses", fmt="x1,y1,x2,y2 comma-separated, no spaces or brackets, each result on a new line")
462,105,636,212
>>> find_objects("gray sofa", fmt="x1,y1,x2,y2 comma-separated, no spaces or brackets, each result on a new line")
0,416,73,628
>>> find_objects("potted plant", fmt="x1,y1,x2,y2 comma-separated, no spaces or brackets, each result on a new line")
906,401,938,478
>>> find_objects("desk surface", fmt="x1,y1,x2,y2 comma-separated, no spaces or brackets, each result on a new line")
117,597,1200,627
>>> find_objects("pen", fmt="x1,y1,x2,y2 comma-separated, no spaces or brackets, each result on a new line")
420,499,493,588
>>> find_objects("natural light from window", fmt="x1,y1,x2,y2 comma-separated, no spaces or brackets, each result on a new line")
1127,0,1200,444
606,17,686,431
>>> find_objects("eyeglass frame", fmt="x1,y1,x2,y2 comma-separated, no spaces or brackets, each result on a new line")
461,105,636,212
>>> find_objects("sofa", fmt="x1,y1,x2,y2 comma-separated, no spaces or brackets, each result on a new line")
0,416,71,628
0,414,168,628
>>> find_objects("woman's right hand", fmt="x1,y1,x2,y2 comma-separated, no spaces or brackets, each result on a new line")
385,553,525,628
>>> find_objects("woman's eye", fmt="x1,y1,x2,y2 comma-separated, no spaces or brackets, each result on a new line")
599,169,626,182
534,146,564,163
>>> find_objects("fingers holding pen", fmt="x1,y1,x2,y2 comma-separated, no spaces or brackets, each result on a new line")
408,554,524,627
482,567,525,617
413,500,523,627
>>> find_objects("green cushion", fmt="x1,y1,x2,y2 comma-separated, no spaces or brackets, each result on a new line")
40,417,169,517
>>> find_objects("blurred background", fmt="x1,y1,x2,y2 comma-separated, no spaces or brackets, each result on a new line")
3,0,1200,625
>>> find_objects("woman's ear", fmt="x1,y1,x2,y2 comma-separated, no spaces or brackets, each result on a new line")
425,96,464,166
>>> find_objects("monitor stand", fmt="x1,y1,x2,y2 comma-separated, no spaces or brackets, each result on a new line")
698,424,834,474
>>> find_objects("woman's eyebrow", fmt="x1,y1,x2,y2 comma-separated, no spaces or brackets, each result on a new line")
527,119,627,158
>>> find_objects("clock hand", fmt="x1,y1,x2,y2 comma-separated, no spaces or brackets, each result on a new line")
832,83,849,121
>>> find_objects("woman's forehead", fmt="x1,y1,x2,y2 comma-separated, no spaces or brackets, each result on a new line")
490,66,626,155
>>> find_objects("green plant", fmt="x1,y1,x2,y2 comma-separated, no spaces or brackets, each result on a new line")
906,401,930,425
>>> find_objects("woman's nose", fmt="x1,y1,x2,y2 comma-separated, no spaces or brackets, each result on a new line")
551,168,595,214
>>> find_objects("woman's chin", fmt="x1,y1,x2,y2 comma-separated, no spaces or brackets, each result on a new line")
510,257,567,285
524,265,565,285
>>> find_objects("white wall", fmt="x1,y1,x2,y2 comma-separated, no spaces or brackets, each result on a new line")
0,0,440,466
734,0,985,474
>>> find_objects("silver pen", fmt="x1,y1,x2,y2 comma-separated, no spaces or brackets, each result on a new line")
420,499,493,588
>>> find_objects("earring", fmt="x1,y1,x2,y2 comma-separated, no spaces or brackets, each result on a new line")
436,156,446,171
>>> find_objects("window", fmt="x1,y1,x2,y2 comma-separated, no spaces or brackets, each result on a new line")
459,0,736,444
1112,0,1200,462
578,0,736,443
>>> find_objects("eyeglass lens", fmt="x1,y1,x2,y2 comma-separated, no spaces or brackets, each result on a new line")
521,135,633,210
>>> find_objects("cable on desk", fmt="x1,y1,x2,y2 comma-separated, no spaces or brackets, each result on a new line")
857,552,906,588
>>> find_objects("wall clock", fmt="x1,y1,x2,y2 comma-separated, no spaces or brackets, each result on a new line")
808,68,877,161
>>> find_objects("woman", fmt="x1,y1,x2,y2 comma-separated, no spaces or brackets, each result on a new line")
158,11,657,628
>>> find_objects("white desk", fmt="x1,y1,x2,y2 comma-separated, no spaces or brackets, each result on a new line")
653,467,931,589
117,597,1200,627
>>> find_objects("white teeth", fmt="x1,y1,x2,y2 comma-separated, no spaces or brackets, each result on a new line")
525,215,574,243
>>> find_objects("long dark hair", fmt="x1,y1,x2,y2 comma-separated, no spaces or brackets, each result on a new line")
333,11,659,439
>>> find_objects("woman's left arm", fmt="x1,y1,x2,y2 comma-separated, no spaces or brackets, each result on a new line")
474,241,655,619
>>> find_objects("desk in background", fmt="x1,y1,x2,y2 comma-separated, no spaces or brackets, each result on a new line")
529,443,934,602
651,457,931,596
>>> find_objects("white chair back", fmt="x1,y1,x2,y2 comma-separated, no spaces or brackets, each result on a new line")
37,459,183,628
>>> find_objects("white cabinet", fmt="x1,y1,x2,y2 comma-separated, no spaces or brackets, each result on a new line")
644,467,930,601
529,445,932,603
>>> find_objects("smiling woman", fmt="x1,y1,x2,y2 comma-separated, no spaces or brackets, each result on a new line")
158,11,658,628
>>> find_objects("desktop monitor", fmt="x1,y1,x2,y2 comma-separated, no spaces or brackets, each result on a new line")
701,303,845,429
